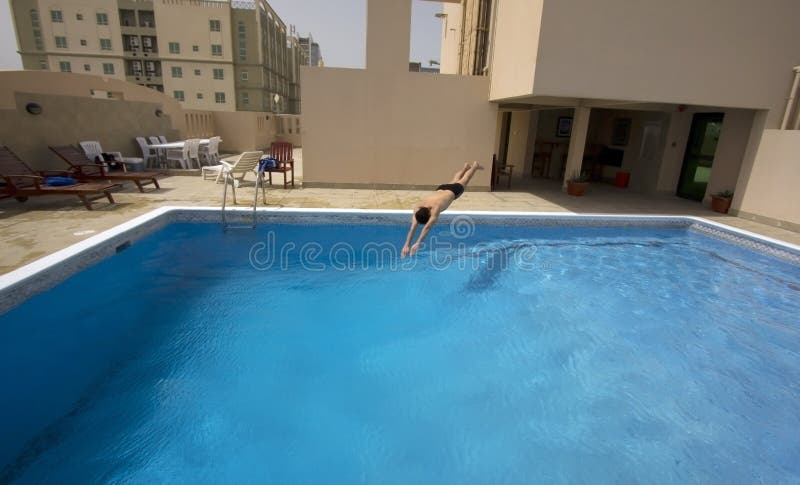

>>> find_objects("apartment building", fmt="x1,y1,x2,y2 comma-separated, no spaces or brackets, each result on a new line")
438,0,491,76
10,0,301,114
232,0,293,113
298,34,323,67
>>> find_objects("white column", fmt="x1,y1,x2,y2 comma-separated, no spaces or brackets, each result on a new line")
562,106,591,190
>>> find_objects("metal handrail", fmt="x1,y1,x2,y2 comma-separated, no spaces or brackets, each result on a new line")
221,168,265,230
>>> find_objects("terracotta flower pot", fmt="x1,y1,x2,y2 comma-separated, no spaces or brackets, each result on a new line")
710,196,732,214
567,181,589,196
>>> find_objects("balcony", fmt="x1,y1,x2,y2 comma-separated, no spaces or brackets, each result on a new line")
118,9,136,27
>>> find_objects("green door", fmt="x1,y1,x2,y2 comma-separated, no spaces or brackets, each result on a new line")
676,113,724,201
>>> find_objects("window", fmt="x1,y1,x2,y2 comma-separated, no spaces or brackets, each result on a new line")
210,19,221,32
96,13,108,25
213,68,224,80
39,60,47,70
33,30,43,50
100,38,112,50
168,42,180,54
241,71,248,81
171,66,182,77
55,36,67,48
76,13,83,20
50,10,63,22
30,9,40,28
59,61,71,72
103,63,115,75
211,44,222,56
192,45,199,52
215,92,226,104
80,39,87,46
241,92,249,105
197,93,204,100
84,64,91,71
237,22,246,60
194,69,201,76
173,90,185,101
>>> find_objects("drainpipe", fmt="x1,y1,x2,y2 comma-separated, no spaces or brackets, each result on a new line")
483,0,498,76
780,65,800,130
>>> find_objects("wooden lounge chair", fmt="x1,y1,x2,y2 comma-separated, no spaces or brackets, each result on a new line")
0,146,118,210
264,141,295,188
49,145,162,192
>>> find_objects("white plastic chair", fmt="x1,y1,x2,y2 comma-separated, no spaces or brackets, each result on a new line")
220,151,264,204
136,137,159,167
165,141,190,169
198,136,221,166
148,136,160,145
158,135,168,144
186,138,201,169
79,140,143,172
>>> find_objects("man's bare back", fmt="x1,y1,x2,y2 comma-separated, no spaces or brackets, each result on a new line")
401,161,482,258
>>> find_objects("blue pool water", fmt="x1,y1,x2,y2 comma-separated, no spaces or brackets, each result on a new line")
1,221,799,483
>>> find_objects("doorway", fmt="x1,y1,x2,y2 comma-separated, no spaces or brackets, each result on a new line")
676,113,724,201
497,112,512,163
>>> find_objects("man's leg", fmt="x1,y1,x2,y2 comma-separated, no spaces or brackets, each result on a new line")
457,161,480,187
449,162,471,183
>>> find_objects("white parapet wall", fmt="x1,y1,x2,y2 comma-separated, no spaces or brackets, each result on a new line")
300,0,497,190
734,129,800,230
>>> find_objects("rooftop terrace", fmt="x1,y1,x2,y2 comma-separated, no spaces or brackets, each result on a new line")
1,150,798,275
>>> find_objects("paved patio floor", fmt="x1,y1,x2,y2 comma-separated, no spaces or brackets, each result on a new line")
1,154,798,274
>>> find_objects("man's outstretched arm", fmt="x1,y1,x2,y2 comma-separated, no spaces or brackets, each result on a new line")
409,215,438,256
401,216,419,258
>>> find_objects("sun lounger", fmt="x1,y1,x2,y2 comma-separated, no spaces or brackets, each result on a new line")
0,146,119,210
49,145,162,192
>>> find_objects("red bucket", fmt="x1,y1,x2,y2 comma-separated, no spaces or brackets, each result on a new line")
615,171,630,188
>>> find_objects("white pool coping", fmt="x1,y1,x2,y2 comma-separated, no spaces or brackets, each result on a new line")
1,207,798,315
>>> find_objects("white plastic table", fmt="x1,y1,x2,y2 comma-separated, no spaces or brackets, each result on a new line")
148,138,217,168
149,138,212,150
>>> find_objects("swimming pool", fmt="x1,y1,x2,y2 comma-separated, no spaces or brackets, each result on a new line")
1,209,799,483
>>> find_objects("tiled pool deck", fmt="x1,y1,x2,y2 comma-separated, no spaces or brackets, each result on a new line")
1,162,799,274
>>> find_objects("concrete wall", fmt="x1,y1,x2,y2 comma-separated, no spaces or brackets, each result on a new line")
0,71,184,169
531,0,799,126
301,0,497,189
184,109,301,153
735,129,800,229
488,0,542,101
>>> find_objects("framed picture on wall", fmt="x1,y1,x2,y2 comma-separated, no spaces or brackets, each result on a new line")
556,116,573,137
612,118,632,146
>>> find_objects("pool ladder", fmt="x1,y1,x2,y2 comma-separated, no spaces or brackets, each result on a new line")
221,169,266,231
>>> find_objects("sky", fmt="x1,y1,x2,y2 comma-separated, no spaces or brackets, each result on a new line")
0,0,443,70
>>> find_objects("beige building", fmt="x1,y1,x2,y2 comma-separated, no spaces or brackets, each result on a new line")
437,0,491,76
298,34,323,68
10,0,302,114
300,0,800,232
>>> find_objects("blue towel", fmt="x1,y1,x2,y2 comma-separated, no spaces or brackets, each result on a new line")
44,176,77,186
258,157,279,172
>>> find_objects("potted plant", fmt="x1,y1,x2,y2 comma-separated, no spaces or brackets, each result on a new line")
567,171,590,196
710,190,733,214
